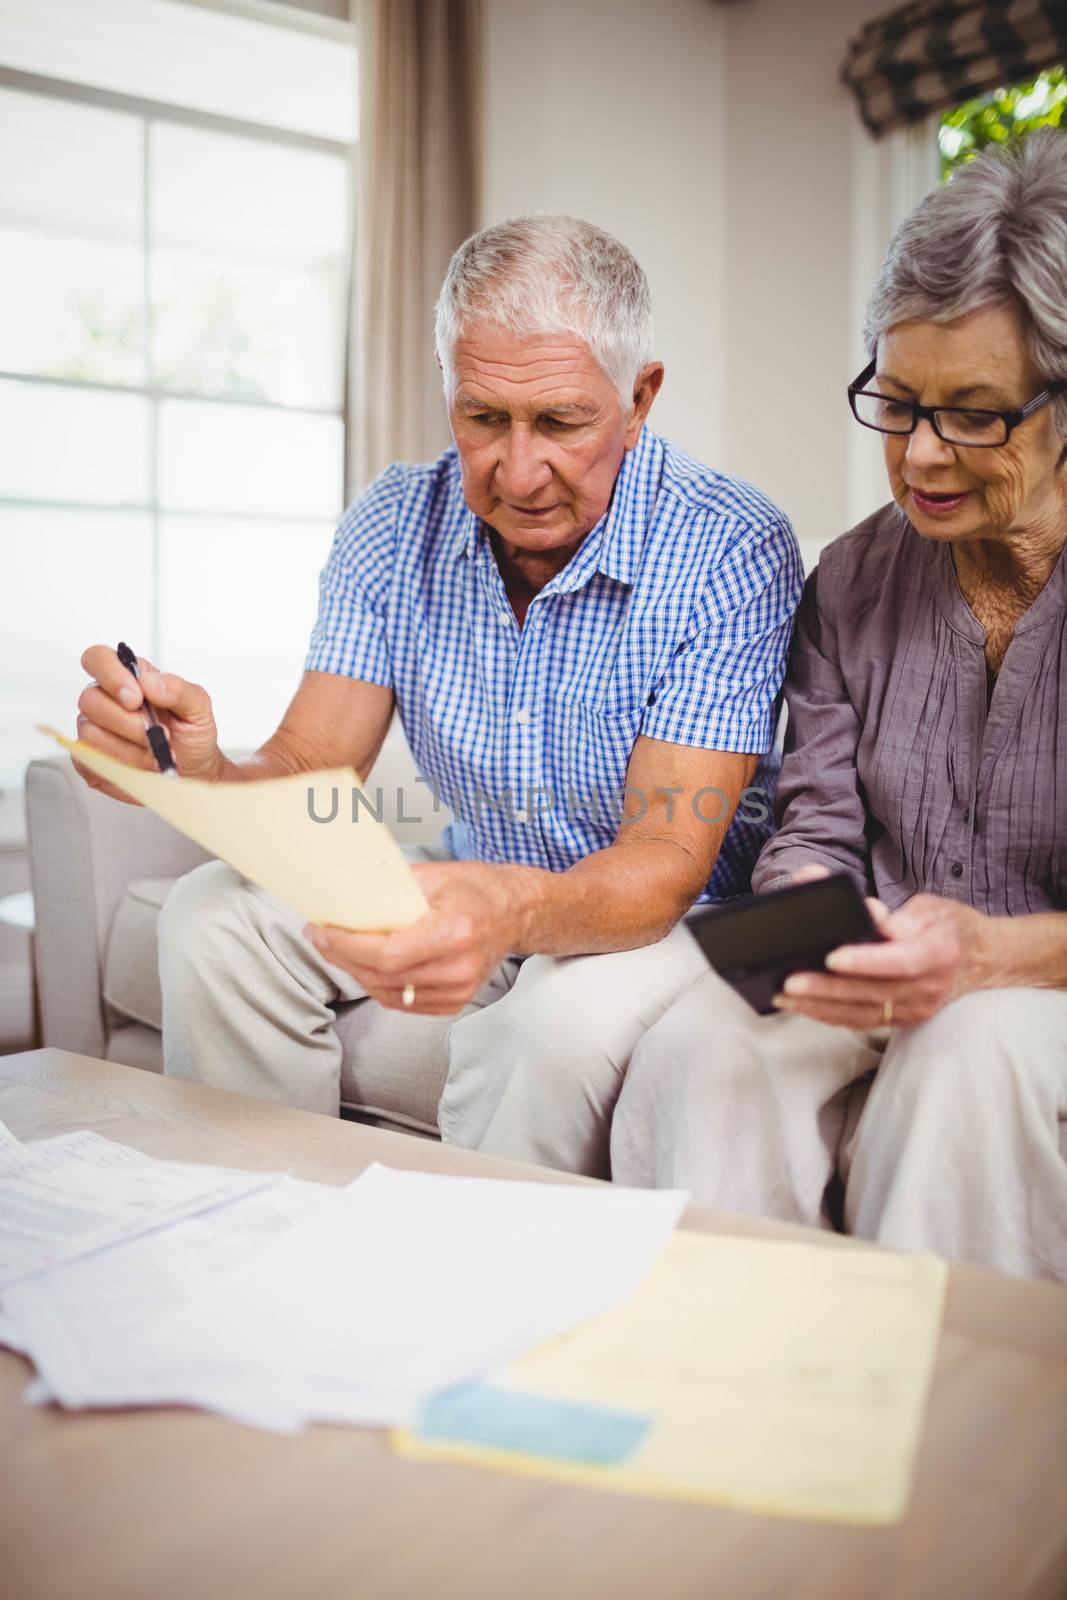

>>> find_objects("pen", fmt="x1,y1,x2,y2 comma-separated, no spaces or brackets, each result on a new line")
116,641,179,778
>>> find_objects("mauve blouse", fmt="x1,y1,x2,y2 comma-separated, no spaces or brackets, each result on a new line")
753,502,1067,915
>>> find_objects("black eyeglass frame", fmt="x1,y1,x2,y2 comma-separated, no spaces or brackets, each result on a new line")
847,358,1065,447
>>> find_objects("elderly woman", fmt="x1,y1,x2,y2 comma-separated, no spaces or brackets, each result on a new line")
610,129,1067,1281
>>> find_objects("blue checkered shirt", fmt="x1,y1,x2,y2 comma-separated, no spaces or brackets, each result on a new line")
306,427,802,901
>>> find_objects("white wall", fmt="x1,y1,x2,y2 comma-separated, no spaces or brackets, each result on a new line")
480,0,729,462
720,0,891,563
480,0,904,562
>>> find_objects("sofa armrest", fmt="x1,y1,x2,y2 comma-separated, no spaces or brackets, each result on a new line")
25,719,447,1059
25,756,211,1057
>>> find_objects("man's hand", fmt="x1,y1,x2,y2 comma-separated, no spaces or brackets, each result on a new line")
75,645,223,802
772,892,993,1029
305,861,524,1015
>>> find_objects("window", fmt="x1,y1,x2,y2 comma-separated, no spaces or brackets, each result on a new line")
1,40,353,786
939,66,1065,178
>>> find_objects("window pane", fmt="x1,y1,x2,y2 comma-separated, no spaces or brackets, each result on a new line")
152,124,347,263
0,380,151,505
151,253,345,409
0,0,357,145
151,124,348,408
0,229,145,388
0,90,144,384
0,507,153,785
158,516,331,750
158,400,343,518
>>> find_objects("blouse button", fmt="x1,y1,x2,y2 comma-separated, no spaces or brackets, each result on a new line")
950,861,964,879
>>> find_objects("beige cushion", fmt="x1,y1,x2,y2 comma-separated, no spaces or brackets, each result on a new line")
337,1002,458,1135
106,1021,167,1074
103,877,172,1030
103,876,447,1134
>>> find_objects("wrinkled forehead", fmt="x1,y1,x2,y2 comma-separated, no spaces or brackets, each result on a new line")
876,303,1037,395
448,324,616,411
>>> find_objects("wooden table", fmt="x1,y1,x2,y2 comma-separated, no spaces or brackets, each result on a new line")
2,1048,1066,1600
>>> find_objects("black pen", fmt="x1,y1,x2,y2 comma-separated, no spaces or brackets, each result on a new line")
116,642,179,778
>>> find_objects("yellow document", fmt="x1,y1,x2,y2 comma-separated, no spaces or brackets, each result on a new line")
41,727,428,931
395,1231,947,1526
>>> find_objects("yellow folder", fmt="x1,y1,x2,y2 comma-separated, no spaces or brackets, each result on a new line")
395,1230,947,1526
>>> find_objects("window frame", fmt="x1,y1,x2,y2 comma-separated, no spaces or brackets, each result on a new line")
0,65,354,663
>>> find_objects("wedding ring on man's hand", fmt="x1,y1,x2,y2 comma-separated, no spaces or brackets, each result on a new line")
882,998,894,1026
402,983,416,1008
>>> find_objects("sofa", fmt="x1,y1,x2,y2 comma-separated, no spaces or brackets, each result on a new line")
26,721,452,1137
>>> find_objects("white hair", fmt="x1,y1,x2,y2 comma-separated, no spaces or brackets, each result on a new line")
864,128,1067,440
434,214,655,403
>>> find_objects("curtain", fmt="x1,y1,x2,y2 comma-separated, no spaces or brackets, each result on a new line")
348,0,480,494
841,0,1067,137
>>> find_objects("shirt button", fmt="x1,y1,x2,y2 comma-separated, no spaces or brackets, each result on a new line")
962,808,971,824
515,708,529,725
950,861,964,878
515,808,528,824
498,612,510,626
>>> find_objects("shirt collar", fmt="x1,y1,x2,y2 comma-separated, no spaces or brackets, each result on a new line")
451,426,658,591
457,506,481,560
587,425,657,589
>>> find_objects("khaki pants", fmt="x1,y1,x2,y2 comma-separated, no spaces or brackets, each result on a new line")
436,927,709,1174
159,854,522,1119
158,859,706,1175
610,967,1067,1282
159,865,1067,1278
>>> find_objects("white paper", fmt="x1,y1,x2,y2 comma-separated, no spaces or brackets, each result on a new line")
0,1122,278,1288
0,1304,28,1354
142,1165,687,1426
2,1175,332,1431
4,1150,686,1435
0,1120,36,1171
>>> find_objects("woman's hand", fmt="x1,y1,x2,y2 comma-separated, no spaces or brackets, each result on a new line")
772,892,993,1029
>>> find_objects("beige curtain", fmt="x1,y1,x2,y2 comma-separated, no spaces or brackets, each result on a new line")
348,0,481,494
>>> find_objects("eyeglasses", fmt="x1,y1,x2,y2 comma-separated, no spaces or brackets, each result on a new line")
847,358,1065,448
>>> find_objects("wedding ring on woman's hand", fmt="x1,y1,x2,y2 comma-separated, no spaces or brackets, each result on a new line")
402,983,416,1008
882,998,894,1026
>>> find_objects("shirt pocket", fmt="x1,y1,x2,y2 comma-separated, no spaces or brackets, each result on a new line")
548,691,642,818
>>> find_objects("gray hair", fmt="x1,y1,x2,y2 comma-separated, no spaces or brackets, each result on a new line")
434,215,654,403
864,127,1067,439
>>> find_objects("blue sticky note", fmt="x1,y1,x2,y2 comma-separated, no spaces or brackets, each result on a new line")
415,1384,651,1466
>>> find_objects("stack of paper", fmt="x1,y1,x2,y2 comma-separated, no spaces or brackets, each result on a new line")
0,1121,947,1523
0,1123,686,1434
0,1123,277,1287
4,1171,340,1430
143,1165,687,1426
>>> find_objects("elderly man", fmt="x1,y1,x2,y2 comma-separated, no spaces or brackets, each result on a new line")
75,215,801,1177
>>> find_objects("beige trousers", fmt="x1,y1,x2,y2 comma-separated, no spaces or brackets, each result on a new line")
436,927,710,1175
158,854,519,1118
158,858,706,1171
610,967,1067,1282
